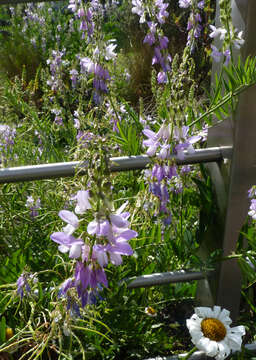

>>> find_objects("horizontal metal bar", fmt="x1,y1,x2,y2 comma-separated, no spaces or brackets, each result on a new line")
0,146,232,184
0,0,63,4
124,270,214,289
145,344,256,360
111,146,232,171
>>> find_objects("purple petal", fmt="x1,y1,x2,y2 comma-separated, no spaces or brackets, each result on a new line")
117,229,138,241
51,232,84,246
109,253,123,265
188,135,201,144
87,219,110,236
146,144,158,156
75,262,89,289
51,232,76,245
59,210,79,227
107,241,133,256
142,128,157,140
110,214,128,228
75,190,91,214
95,268,108,287
87,219,98,235
143,138,157,147
93,245,108,267
99,220,111,236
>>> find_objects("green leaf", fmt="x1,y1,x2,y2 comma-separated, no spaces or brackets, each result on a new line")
0,316,6,343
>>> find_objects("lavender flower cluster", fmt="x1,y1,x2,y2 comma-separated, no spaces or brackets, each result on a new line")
143,123,205,224
17,272,38,299
248,186,256,220
0,124,16,163
132,0,171,84
50,190,137,312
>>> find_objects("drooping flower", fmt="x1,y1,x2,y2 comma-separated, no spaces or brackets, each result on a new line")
211,45,223,62
223,49,231,66
186,306,245,360
155,0,169,24
173,125,201,160
0,124,16,152
105,40,117,61
142,123,171,158
59,210,79,235
209,25,227,41
70,69,79,88
17,273,31,298
17,272,37,299
58,278,75,297
131,0,146,23
50,232,84,259
179,0,192,8
75,190,91,214
248,186,256,199
233,31,245,49
248,199,256,220
74,262,108,306
26,196,41,218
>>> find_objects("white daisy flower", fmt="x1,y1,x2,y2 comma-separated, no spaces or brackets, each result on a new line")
145,306,157,317
186,306,245,360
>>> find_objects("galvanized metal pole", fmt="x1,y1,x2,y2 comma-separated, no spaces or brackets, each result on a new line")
0,147,232,184
144,343,256,360
197,0,254,321
0,0,63,4
125,270,214,289
216,0,256,319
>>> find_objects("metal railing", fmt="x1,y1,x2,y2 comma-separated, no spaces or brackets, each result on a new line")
145,343,256,360
123,270,215,289
1,0,256,358
0,0,63,4
0,146,232,183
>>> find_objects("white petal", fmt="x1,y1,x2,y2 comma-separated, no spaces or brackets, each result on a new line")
63,224,76,235
229,325,246,336
87,220,98,235
205,340,218,357
75,190,91,214
226,332,243,350
212,305,222,318
96,251,108,267
195,307,212,318
218,307,230,321
186,316,202,332
69,244,82,259
197,336,211,353
58,245,69,253
116,201,128,215
217,340,231,359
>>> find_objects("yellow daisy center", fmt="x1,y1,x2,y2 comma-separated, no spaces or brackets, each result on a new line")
5,327,14,340
201,318,227,342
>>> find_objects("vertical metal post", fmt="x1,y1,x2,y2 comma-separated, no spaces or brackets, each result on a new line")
196,0,254,320
216,0,256,320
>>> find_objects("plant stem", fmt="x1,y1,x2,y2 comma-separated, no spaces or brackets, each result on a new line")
189,82,256,127
180,346,198,360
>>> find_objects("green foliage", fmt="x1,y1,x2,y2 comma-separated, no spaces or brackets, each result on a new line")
0,0,255,359
191,56,256,126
